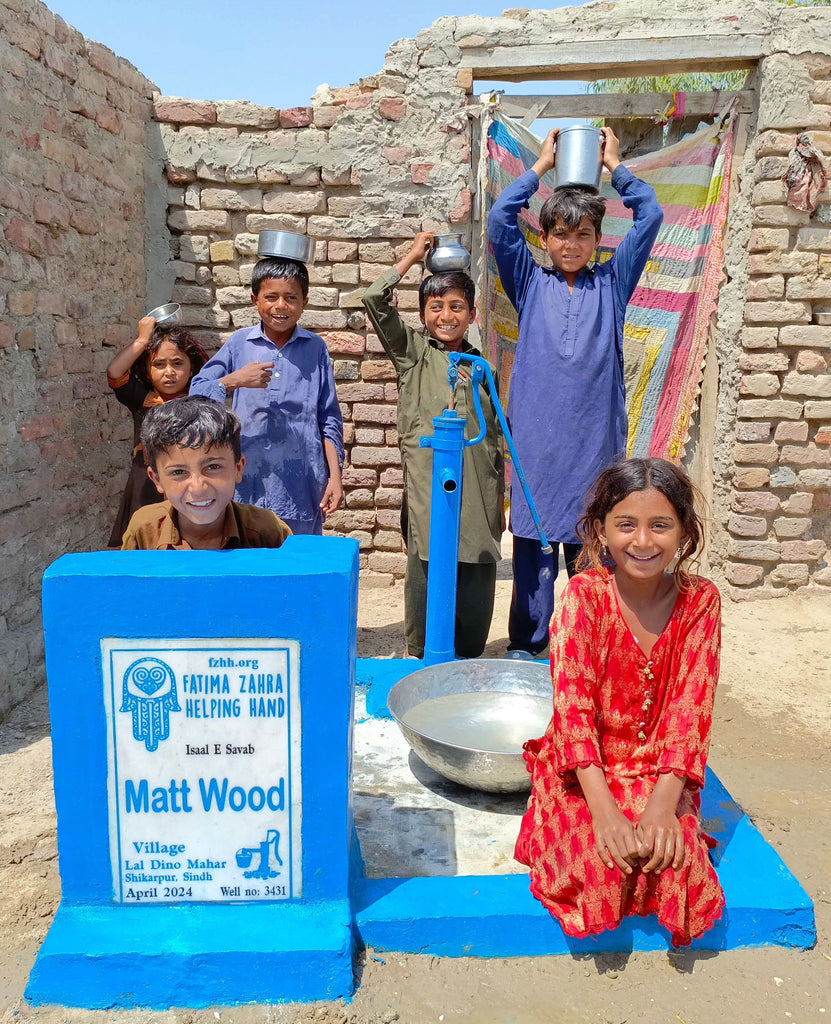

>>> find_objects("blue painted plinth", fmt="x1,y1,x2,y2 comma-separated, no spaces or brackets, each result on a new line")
29,540,360,1009
353,658,816,957
26,901,353,1007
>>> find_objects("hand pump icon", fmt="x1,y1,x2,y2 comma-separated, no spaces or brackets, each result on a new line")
236,830,284,879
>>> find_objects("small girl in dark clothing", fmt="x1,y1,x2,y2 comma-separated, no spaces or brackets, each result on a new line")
106,316,207,546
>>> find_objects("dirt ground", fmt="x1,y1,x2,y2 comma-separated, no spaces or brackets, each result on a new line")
2,571,831,1024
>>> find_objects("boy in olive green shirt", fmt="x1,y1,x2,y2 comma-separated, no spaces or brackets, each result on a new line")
362,232,504,658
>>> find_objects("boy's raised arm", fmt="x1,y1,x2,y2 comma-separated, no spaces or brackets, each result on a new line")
530,127,557,182
362,233,432,372
487,132,554,314
605,126,663,310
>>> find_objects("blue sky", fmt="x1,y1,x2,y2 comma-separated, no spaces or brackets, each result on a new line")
45,0,590,109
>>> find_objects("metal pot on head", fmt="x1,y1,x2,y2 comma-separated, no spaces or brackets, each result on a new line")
257,229,316,264
555,125,604,192
425,233,471,274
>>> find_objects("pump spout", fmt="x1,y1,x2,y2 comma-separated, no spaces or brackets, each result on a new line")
440,468,458,493
448,352,552,555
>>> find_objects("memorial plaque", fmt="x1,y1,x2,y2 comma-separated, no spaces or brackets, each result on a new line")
103,638,302,904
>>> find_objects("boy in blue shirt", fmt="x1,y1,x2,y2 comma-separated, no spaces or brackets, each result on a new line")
190,258,343,535
488,126,663,658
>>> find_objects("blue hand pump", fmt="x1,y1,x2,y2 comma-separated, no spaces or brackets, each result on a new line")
419,353,551,666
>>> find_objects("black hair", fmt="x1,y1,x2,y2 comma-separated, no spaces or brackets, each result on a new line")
575,457,705,591
540,186,606,236
251,257,309,299
418,271,476,315
141,395,242,470
134,327,208,390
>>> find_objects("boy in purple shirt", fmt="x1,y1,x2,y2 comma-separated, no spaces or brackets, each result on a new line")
488,126,663,658
190,258,343,535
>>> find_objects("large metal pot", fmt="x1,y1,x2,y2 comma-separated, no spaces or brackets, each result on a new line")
387,659,552,793
555,125,603,192
257,229,316,264
425,233,471,274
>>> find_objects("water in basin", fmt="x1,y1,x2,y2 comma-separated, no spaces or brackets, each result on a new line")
401,691,551,754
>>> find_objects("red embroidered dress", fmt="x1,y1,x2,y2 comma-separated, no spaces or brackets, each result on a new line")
515,569,724,947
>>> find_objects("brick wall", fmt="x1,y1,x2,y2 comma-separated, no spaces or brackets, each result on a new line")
153,52,474,587
1,0,831,716
716,52,831,594
0,0,158,715
153,35,831,600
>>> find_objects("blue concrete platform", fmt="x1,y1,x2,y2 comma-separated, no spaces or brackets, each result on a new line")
353,658,816,956
359,656,426,719
26,902,354,1008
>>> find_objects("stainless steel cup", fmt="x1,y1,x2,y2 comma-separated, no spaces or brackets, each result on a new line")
146,302,181,327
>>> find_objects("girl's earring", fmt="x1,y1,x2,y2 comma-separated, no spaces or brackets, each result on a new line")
601,544,608,559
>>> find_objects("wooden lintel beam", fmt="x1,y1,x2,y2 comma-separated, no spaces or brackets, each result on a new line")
481,91,753,119
460,38,763,81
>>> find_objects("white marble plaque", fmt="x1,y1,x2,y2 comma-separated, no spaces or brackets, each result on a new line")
102,638,301,903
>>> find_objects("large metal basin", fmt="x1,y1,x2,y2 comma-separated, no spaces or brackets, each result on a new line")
387,659,552,793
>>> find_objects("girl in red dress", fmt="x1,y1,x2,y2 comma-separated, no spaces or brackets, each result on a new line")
515,457,724,947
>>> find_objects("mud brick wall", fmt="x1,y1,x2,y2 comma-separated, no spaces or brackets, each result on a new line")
2,0,831,717
714,52,831,596
0,0,158,715
154,13,831,599
153,49,475,587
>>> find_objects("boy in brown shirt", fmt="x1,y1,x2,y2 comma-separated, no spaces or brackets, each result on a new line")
121,396,291,550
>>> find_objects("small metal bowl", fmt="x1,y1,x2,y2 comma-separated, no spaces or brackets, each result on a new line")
387,659,552,793
146,302,181,328
257,229,316,264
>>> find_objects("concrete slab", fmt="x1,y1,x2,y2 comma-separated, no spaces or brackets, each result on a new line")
353,694,528,878
352,657,816,955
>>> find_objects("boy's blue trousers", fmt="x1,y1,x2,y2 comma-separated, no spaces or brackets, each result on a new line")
508,536,581,656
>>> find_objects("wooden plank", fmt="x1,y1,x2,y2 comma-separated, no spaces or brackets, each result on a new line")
480,92,753,119
519,100,549,128
460,38,764,80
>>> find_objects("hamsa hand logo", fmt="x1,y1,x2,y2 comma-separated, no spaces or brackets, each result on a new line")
120,657,180,752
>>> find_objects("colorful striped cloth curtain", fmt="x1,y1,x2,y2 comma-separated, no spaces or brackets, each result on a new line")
481,110,735,461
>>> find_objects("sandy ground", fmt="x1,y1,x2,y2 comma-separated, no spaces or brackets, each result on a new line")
2,566,831,1024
